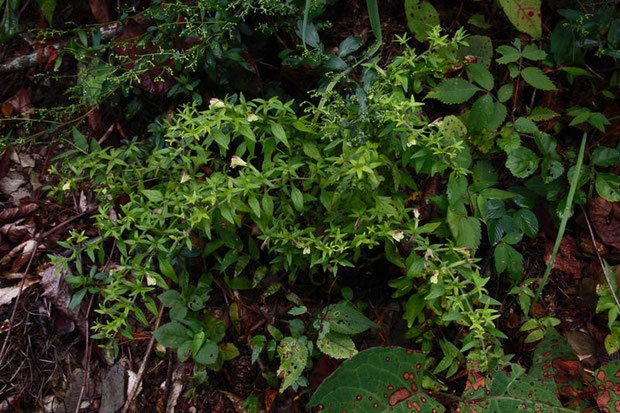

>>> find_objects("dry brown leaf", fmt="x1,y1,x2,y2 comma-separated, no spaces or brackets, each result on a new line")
7,89,33,118
0,277,37,306
0,203,38,222
589,197,620,249
544,235,584,278
0,217,35,243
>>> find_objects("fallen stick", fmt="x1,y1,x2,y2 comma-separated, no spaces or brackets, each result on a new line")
0,23,120,74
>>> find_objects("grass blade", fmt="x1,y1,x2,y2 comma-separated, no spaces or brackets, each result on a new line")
532,132,587,308
366,0,382,44
301,0,311,49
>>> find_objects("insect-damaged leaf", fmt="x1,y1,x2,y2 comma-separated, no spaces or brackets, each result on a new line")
309,347,444,412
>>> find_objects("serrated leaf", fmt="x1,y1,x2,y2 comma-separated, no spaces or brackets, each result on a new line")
496,45,521,64
467,63,494,90
317,332,358,359
528,107,559,121
494,242,523,279
506,147,540,178
521,67,557,91
447,207,482,250
499,0,542,39
497,83,515,102
277,337,308,391
428,79,481,104
522,44,546,61
308,347,444,413
592,146,620,167
514,208,538,238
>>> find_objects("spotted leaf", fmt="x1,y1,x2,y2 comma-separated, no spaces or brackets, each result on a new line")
308,347,444,413
499,0,542,39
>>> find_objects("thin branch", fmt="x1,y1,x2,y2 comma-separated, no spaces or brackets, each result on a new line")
581,206,620,310
121,303,165,413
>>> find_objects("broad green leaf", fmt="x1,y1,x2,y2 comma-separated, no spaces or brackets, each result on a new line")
158,256,178,282
514,117,538,134
467,63,494,90
467,95,495,133
322,303,376,335
291,185,304,210
499,0,542,39
528,107,559,121
514,208,538,238
592,146,620,167
195,340,219,364
317,332,357,359
447,207,482,250
458,35,493,68
522,44,546,61
338,36,362,57
497,83,515,102
428,79,480,104
494,242,523,279
521,67,557,91
506,147,540,178
277,337,308,391
405,0,439,42
496,45,521,64
37,0,56,26
487,102,507,131
308,347,444,413
596,173,620,202
153,321,191,349
142,189,164,203
270,121,289,147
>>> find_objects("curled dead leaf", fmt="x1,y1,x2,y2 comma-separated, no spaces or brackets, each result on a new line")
0,203,38,222
0,277,37,306
544,235,584,278
589,197,620,249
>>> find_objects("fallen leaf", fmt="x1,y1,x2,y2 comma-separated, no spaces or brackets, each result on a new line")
544,235,584,278
100,363,126,413
88,0,111,23
564,331,598,367
7,89,33,118
0,277,37,306
0,217,35,243
589,197,620,249
0,203,38,222
163,363,189,413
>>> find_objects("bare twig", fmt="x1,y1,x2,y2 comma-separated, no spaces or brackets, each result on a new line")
74,295,94,413
581,206,620,310
121,303,165,413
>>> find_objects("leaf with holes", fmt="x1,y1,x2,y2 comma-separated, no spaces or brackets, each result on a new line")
458,35,494,68
317,332,358,359
277,336,309,392
405,0,440,42
308,347,444,413
499,0,542,39
321,303,376,335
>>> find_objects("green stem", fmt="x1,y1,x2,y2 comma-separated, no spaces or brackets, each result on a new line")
532,132,587,308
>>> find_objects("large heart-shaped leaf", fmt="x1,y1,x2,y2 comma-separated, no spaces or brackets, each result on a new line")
309,347,444,412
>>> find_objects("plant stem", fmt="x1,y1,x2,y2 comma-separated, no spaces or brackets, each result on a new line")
532,132,587,308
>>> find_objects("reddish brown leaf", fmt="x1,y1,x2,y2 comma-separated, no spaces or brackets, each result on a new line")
8,89,33,118
544,235,584,278
0,203,38,222
589,197,620,249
